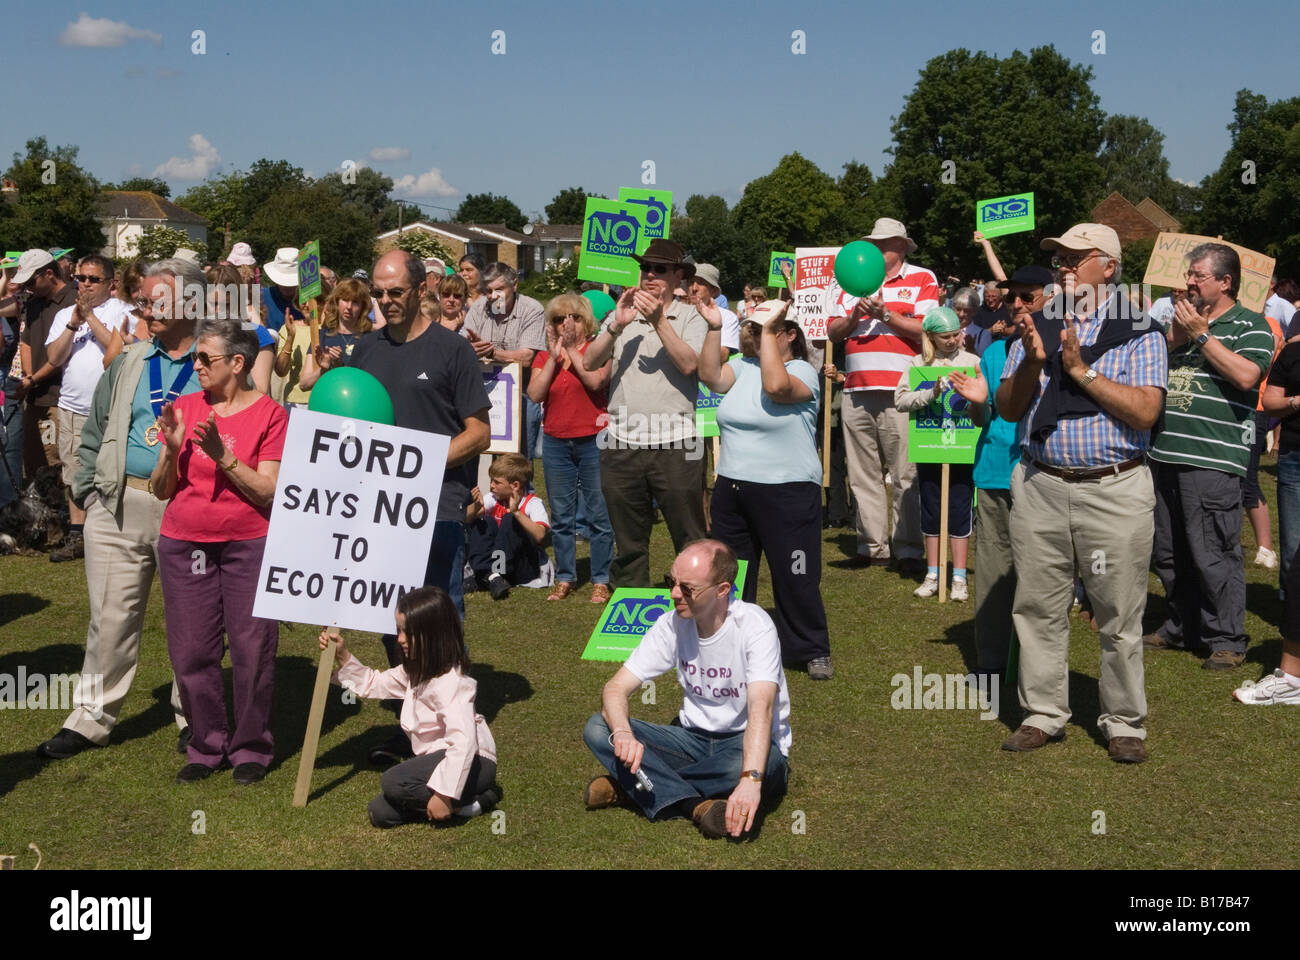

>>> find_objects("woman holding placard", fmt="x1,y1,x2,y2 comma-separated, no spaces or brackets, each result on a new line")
151,317,288,786
698,298,832,680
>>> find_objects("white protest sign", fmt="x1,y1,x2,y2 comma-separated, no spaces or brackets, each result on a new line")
792,247,842,341
253,409,451,634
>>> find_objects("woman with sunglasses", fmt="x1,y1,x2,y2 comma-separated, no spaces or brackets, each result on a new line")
151,317,288,785
434,274,471,334
527,293,614,603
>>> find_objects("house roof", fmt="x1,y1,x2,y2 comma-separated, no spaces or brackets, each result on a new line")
375,220,538,246
531,223,582,242
97,191,208,226
1135,197,1180,232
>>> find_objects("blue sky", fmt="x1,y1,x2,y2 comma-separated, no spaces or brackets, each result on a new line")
7,0,1295,220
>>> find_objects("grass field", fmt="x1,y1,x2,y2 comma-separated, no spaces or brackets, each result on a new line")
0,460,1293,870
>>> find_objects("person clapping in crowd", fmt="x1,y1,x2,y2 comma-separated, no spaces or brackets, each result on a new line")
206,263,274,395
464,453,553,600
320,587,501,826
894,307,983,601
433,274,471,334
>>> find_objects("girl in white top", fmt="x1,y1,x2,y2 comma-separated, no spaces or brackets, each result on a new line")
320,586,500,828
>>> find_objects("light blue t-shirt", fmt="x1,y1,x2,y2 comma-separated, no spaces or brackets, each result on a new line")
124,341,202,479
716,356,821,485
972,337,1021,491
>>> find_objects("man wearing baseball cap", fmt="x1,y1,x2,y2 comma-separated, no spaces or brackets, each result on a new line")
689,264,739,355
995,223,1167,763
13,248,74,484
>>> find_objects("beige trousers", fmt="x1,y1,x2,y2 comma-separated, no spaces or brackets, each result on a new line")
841,390,922,560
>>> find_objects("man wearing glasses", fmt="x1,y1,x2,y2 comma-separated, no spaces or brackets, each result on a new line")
37,257,200,761
43,256,131,561
1146,244,1273,671
996,223,1167,764
11,249,74,486
583,239,709,588
581,540,791,839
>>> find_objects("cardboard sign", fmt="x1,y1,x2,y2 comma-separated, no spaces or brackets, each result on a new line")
616,188,672,247
695,383,722,439
1142,232,1274,314
253,409,450,634
906,366,980,464
791,247,841,341
768,251,795,289
482,361,522,454
975,192,1035,239
578,198,650,287
581,561,749,662
297,240,322,303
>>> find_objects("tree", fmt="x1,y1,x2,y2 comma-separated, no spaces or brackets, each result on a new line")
456,192,525,231
133,224,190,260
546,187,603,224
105,176,171,197
872,46,1106,280
731,152,847,250
0,137,105,255
671,194,766,293
241,158,309,223
319,165,395,220
244,181,376,277
518,257,579,302
1095,115,1174,207
177,171,247,261
395,230,459,268
838,160,877,238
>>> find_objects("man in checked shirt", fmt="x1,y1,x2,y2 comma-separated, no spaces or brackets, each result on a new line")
995,224,1167,764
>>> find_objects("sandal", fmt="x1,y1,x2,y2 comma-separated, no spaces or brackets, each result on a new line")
547,581,575,601
590,583,612,604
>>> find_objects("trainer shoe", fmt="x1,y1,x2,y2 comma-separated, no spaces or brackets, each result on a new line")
692,798,729,839
584,774,631,810
1233,669,1300,705
487,575,510,601
49,533,84,563
1203,649,1246,671
1143,630,1184,651
36,728,100,760
807,656,834,680
1255,546,1279,569
913,575,939,598
950,578,968,602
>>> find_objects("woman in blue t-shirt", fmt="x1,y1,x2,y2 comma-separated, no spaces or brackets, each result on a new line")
698,299,832,679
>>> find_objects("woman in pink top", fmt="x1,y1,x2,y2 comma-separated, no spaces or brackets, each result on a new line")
152,318,288,786
321,587,500,827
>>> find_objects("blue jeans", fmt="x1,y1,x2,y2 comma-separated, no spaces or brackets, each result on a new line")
0,374,23,508
1278,450,1300,601
582,713,788,820
525,397,543,460
381,519,465,665
542,434,613,584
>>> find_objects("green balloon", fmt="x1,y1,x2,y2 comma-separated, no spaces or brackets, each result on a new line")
307,368,395,425
445,265,455,275
834,241,887,297
582,289,617,321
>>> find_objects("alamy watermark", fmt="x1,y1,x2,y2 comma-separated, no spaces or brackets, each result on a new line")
890,666,999,720
0,668,103,719
595,409,706,461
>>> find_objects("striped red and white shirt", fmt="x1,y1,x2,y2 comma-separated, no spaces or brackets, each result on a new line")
835,262,942,392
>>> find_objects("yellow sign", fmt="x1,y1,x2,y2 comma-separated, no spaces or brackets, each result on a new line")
1142,232,1273,314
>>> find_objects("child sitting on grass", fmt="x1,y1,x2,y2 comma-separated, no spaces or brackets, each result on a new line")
321,586,501,827
465,452,554,600
894,307,985,602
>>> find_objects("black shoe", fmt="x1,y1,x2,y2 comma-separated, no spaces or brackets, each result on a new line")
177,726,192,754
232,762,267,785
176,762,220,784
37,728,100,760
895,557,927,576
487,575,510,601
50,534,84,563
368,730,414,766
462,576,479,594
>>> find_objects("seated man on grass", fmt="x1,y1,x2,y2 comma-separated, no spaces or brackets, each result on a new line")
465,452,553,600
581,539,791,839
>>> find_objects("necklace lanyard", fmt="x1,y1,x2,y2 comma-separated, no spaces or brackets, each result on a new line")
148,351,195,417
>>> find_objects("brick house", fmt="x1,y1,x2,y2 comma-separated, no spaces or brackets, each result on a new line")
97,191,208,258
1090,192,1181,247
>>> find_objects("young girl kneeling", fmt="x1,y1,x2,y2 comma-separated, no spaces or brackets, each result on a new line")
320,587,500,827
895,307,984,601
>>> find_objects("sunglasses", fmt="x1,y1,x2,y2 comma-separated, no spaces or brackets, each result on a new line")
640,263,672,275
194,352,229,367
664,573,720,600
73,274,107,284
1050,253,1101,271
1006,290,1039,304
373,286,409,300
551,312,582,322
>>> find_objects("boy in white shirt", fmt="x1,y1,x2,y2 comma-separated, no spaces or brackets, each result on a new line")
465,452,553,599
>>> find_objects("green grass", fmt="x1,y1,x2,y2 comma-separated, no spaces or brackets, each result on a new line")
0,459,1293,869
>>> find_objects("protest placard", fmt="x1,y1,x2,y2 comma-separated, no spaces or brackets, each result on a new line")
1142,232,1274,313
253,409,450,635
297,240,322,303
975,192,1035,239
906,366,979,465
617,187,672,247
791,247,841,341
768,251,795,289
578,197,648,287
481,361,522,453
696,383,722,439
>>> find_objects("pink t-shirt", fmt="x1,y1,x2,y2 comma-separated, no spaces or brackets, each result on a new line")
160,391,289,543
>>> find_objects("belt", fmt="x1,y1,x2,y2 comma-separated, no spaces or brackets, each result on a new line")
1027,455,1145,483
124,475,151,492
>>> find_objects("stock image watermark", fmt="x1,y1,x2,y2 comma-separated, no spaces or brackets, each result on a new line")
595,410,706,461
0,668,103,718
890,666,999,720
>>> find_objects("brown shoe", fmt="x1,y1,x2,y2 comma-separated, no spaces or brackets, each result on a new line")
590,583,612,604
584,775,631,810
1001,724,1064,752
1144,631,1184,651
1108,736,1148,764
1202,649,1246,671
547,581,575,601
692,798,729,839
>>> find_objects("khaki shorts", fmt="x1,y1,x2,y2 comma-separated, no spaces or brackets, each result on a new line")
54,407,87,487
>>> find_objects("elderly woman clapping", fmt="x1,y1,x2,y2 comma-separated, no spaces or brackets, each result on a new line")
151,317,289,786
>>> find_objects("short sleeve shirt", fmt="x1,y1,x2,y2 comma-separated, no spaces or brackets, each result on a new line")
463,294,546,354
1268,343,1300,453
532,340,607,439
602,301,708,445
716,356,821,485
45,298,130,416
125,340,203,479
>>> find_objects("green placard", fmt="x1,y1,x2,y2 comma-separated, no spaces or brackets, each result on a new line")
581,562,748,662
906,366,980,464
975,192,1034,239
50,248,73,260
297,240,322,303
578,198,650,287
616,187,672,249
768,251,795,289
695,383,721,438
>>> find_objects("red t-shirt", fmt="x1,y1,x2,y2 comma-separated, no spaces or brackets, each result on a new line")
160,391,289,543
532,339,608,439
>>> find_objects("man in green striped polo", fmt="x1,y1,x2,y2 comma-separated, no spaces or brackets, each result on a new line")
1147,243,1275,670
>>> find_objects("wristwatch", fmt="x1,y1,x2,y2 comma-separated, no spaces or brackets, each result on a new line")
1195,332,1211,347
740,770,763,783
1082,368,1099,386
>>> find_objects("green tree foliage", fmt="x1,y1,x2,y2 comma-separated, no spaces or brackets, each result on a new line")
838,160,877,238
872,46,1106,280
1194,89,1300,275
456,192,525,231
134,224,190,260
1095,115,1174,207
177,171,247,261
518,256,579,302
244,181,376,276
395,230,459,268
732,152,846,250
0,137,105,255
671,194,766,295
105,176,171,198
546,187,603,224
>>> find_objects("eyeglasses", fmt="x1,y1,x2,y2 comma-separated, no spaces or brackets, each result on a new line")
373,286,409,300
193,352,229,367
133,297,160,311
1185,270,1219,283
664,573,721,600
1050,253,1102,271
1006,290,1039,304
73,274,107,284
551,312,582,323
640,263,672,275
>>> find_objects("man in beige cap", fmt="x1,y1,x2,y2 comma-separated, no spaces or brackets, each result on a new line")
827,217,940,572
689,263,739,354
12,249,74,484
995,223,1167,763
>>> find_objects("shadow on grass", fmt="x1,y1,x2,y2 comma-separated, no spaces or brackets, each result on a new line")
0,593,50,629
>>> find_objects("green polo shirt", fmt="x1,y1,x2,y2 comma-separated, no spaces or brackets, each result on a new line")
1149,303,1274,477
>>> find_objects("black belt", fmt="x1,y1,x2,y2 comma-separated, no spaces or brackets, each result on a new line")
1027,455,1145,483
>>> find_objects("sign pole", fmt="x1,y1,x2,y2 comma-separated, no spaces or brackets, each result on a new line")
822,370,832,488
292,632,337,807
938,463,950,603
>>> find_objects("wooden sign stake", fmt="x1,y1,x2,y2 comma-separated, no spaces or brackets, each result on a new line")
292,632,337,807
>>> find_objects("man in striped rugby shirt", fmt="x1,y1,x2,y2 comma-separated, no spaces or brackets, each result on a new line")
1145,243,1274,671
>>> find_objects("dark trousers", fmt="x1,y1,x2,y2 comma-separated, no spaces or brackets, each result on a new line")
919,462,974,539
709,476,830,663
600,445,706,588
0,375,23,508
1151,463,1248,654
466,513,542,586
367,750,498,827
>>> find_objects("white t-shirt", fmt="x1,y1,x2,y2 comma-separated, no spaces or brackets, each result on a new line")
720,306,740,353
481,490,554,588
624,599,792,756
45,298,130,416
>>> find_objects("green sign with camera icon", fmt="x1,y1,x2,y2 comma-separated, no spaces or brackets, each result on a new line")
297,240,322,303
616,188,673,247
578,198,653,287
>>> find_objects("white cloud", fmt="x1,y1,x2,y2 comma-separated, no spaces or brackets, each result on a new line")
59,13,162,48
152,134,221,181
391,167,457,198
367,146,411,163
